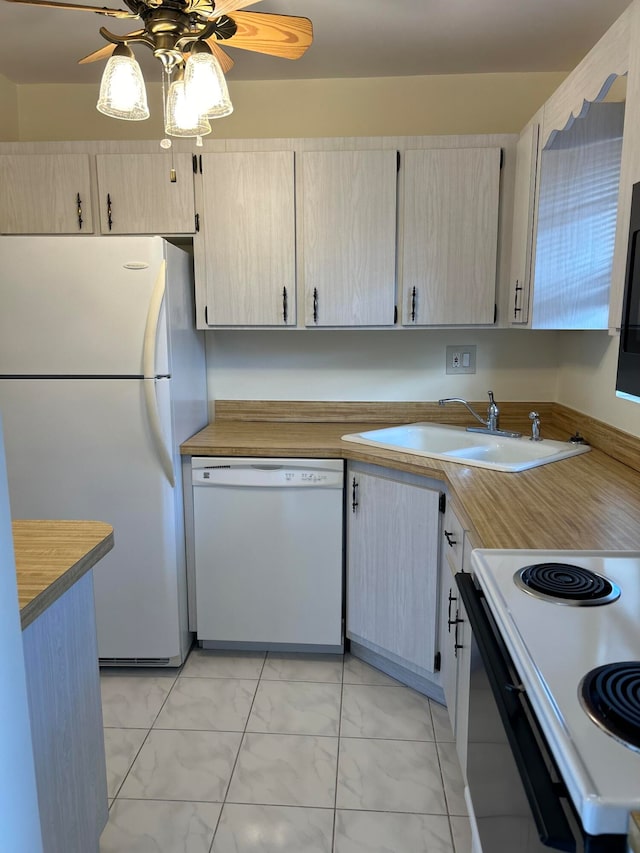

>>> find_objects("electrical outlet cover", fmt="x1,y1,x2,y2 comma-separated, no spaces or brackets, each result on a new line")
446,345,476,375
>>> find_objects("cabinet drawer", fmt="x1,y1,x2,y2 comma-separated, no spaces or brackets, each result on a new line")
442,503,466,574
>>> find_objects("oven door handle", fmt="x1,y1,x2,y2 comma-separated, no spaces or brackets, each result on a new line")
456,573,576,852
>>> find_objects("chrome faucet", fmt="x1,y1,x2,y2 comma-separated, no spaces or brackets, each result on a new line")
438,391,522,438
529,411,542,441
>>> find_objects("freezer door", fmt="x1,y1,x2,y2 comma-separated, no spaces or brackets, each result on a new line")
0,377,186,662
0,236,170,377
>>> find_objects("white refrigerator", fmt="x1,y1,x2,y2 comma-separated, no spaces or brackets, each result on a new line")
0,236,208,665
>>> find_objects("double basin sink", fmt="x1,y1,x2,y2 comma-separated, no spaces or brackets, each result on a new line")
341,422,590,472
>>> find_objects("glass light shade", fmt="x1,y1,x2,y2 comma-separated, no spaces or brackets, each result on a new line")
164,78,212,137
183,48,233,119
97,48,149,121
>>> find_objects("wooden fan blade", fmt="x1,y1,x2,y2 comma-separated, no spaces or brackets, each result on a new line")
221,11,312,60
4,0,135,17
78,29,144,63
206,40,235,73
78,43,116,64
209,0,262,17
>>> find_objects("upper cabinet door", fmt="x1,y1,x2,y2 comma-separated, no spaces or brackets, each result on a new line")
95,153,196,235
300,150,397,327
0,154,94,234
401,148,501,326
508,121,540,326
196,151,296,328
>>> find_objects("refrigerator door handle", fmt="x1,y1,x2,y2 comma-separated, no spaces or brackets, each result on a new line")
142,259,175,488
143,379,175,487
143,260,166,380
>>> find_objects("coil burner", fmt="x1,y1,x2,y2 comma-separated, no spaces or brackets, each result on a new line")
513,562,620,605
579,662,640,752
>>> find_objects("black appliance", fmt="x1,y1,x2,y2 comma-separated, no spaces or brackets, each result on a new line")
617,181,640,399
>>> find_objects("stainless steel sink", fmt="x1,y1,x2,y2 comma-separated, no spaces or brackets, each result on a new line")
341,422,591,472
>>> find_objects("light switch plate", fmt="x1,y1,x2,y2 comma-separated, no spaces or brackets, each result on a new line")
446,344,476,375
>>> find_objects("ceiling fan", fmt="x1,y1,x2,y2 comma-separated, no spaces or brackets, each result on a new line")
2,0,313,75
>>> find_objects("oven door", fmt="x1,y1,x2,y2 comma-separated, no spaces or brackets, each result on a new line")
456,573,626,853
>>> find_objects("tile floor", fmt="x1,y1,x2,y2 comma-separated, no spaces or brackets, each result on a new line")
100,648,472,853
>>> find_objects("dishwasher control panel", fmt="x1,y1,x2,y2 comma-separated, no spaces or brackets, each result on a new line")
192,457,344,489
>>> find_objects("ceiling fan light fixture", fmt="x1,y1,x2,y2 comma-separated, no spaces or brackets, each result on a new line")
183,41,233,119
97,43,149,120
164,72,212,137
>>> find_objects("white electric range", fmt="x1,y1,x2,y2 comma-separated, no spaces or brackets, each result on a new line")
463,549,640,851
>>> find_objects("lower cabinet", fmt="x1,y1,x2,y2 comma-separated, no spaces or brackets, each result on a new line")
22,571,108,853
437,500,473,776
346,463,442,680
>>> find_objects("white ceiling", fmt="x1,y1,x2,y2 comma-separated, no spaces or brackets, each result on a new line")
0,0,632,85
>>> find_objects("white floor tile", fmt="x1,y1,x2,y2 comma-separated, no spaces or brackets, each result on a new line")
262,652,344,683
430,699,455,742
119,729,242,802
341,684,434,740
343,655,401,687
154,676,258,731
181,648,266,679
437,741,468,816
212,803,333,853
100,799,221,853
337,737,447,814
227,732,339,808
247,680,342,735
103,728,147,799
100,674,175,728
334,810,454,853
449,816,473,853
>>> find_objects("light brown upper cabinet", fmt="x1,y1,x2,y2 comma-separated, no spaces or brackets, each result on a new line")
401,147,501,326
0,154,94,234
299,149,398,327
195,150,296,328
508,117,541,325
509,99,625,329
95,153,196,235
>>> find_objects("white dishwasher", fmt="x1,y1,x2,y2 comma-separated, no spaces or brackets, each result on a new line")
192,457,344,652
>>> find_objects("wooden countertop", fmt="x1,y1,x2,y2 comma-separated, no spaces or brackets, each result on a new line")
181,420,640,552
14,520,114,629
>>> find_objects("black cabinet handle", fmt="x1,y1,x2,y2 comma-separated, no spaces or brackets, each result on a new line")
410,286,417,322
351,477,359,513
313,287,319,324
454,610,464,657
447,589,458,632
106,193,113,231
283,286,288,324
514,280,523,318
76,193,83,230
444,529,457,547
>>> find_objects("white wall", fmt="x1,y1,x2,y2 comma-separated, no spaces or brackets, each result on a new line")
206,329,561,403
0,419,44,853
557,331,640,436
0,74,18,141
14,72,566,141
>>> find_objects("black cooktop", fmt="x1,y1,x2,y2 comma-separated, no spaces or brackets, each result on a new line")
580,662,640,752
514,562,621,605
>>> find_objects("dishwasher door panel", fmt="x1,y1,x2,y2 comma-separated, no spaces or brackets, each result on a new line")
193,474,344,649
